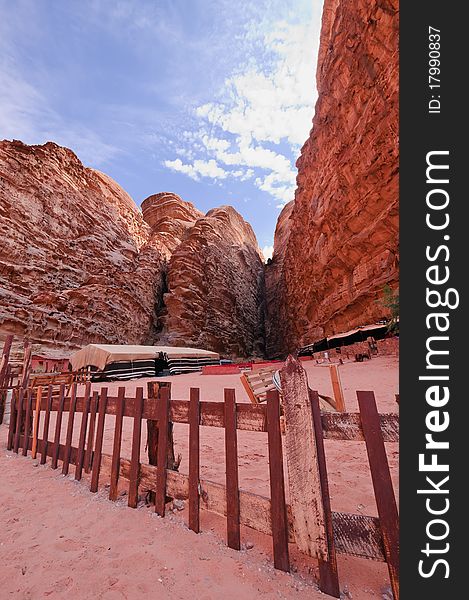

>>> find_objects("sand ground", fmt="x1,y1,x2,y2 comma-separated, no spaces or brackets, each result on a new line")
0,356,398,599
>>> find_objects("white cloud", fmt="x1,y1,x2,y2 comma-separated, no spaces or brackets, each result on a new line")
164,158,228,181
262,245,274,261
164,16,319,207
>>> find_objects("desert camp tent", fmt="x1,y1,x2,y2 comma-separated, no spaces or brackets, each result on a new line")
70,344,220,380
298,322,391,355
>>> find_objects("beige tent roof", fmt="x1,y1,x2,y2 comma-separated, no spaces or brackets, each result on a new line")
70,344,220,372
326,323,387,342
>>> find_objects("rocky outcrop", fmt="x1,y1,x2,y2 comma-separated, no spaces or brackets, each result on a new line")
0,142,265,356
266,0,399,354
161,206,265,357
0,140,167,348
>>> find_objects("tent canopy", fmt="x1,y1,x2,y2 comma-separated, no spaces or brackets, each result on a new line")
70,344,220,372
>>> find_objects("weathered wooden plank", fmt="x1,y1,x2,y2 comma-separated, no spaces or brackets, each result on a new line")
128,387,144,508
13,388,25,453
155,386,170,516
51,384,66,469
0,334,13,424
31,387,42,459
36,393,398,441
358,391,399,600
266,390,290,571
84,391,98,474
38,395,268,432
321,412,399,442
22,389,33,456
62,384,78,475
20,436,81,467
7,389,18,451
332,512,385,561
109,387,125,501
40,386,53,465
329,365,346,412
75,383,91,481
309,390,340,598
99,453,386,561
20,342,32,389
280,356,327,559
90,388,108,493
224,389,241,550
240,372,259,404
188,387,200,533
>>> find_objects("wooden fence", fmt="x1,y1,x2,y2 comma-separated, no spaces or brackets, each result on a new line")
4,354,398,599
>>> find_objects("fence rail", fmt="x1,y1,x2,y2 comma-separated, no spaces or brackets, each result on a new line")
4,353,399,599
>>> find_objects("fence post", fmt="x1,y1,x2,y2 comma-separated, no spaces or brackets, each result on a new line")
309,390,340,597
147,381,179,505
0,334,14,424
329,365,346,412
279,356,329,558
357,391,399,600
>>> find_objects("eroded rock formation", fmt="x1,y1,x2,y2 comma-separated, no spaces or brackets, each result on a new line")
266,0,399,354
0,140,167,348
161,206,265,357
0,142,264,356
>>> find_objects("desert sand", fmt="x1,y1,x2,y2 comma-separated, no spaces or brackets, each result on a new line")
0,356,398,599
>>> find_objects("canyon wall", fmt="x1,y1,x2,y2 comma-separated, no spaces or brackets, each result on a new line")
0,141,264,356
0,140,167,348
266,0,399,354
162,206,265,357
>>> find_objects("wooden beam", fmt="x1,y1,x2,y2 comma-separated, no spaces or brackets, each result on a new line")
90,388,108,493
279,356,328,560
188,387,200,533
358,391,399,600
155,386,170,516
51,384,66,469
240,372,259,405
84,391,98,474
128,387,144,508
109,387,125,501
329,365,346,412
22,389,33,456
31,387,42,459
7,389,17,450
13,388,25,453
20,342,32,389
62,384,77,476
40,386,53,465
321,412,399,442
75,383,91,481
224,389,240,550
309,390,340,598
266,390,290,572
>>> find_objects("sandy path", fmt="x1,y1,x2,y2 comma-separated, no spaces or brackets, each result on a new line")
0,356,398,599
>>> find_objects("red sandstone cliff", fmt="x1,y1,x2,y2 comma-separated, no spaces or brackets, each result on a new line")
0,142,264,356
0,140,168,348
266,0,399,354
162,206,265,357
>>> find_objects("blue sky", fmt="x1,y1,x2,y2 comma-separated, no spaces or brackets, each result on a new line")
0,0,323,256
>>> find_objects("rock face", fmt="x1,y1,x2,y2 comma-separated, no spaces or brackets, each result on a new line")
266,0,399,354
0,140,166,348
0,141,264,356
161,206,265,357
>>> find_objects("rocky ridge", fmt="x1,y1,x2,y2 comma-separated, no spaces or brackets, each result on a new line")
0,141,264,356
266,0,399,354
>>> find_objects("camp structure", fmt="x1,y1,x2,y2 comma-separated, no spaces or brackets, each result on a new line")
70,344,220,381
298,322,391,355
